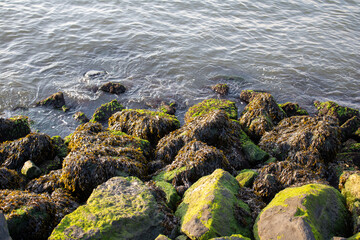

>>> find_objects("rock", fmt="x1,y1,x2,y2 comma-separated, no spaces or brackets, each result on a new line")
21,160,41,179
239,90,263,104
0,116,30,143
156,110,266,172
99,82,126,94
72,111,89,124
354,128,360,142
237,187,266,221
314,101,360,126
259,115,341,165
175,169,252,240
239,93,286,142
0,211,12,240
339,172,360,234
236,169,258,188
253,161,325,202
155,235,172,240
36,92,66,109
0,168,24,190
341,116,360,142
209,234,251,240
0,133,55,171
159,102,176,115
0,189,78,240
26,170,62,194
211,84,229,95
184,99,237,124
90,99,124,123
50,176,165,240
279,102,308,117
254,184,349,240
50,136,68,159
155,181,181,210
109,109,180,148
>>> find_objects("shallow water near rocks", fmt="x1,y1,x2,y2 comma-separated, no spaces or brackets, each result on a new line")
1,0,359,137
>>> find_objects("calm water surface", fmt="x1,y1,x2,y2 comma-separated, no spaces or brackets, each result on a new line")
0,0,359,137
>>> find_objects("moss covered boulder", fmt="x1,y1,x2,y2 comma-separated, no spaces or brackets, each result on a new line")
253,161,324,202
239,93,286,141
341,116,360,142
0,116,31,143
259,115,341,165
109,109,180,148
184,99,237,124
209,234,251,240
279,102,308,117
211,84,229,95
36,92,66,109
90,99,124,123
0,189,78,240
99,82,126,94
0,167,24,190
50,176,166,240
0,133,55,171
73,111,89,124
175,169,252,240
314,101,359,126
236,169,258,188
155,181,181,210
156,110,259,172
239,90,262,104
254,184,349,240
155,234,172,240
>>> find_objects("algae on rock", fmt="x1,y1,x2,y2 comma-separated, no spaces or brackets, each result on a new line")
314,100,359,126
90,99,124,123
175,169,252,240
0,116,31,143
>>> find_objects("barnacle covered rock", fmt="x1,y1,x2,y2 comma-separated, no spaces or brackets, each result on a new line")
0,116,30,143
109,109,180,148
0,133,55,171
184,98,237,124
314,100,359,125
254,184,349,240
90,99,124,123
239,93,286,141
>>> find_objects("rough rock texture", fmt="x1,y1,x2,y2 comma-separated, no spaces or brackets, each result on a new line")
109,109,180,148
99,82,126,94
341,116,360,142
155,181,181,210
50,136,68,160
259,115,341,165
157,140,234,188
239,93,286,141
0,168,24,190
175,169,252,240
314,101,359,125
209,234,251,240
36,92,66,109
0,189,78,240
184,99,237,124
159,102,176,115
26,170,63,194
279,102,308,117
0,133,55,171
211,84,229,95
50,176,165,240
21,160,41,179
0,116,30,143
0,211,12,240
254,184,349,240
236,169,258,188
90,99,124,123
72,111,89,124
239,90,263,104
253,161,325,202
156,110,262,173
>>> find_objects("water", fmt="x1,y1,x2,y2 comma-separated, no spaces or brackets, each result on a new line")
1,0,359,137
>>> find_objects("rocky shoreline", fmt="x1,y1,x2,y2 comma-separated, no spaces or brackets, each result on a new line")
1,86,360,240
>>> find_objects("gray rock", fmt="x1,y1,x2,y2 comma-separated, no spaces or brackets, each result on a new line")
0,211,12,240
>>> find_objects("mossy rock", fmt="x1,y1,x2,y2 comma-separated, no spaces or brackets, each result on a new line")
239,90,263,104
241,141,269,165
155,181,181,210
254,184,349,240
184,99,237,124
236,169,258,188
211,84,229,95
99,82,126,94
36,92,66,109
50,176,165,240
0,167,25,190
314,101,359,125
279,102,309,117
109,109,180,148
0,116,31,143
209,234,251,240
90,99,124,123
72,111,89,124
155,234,172,240
341,116,360,142
21,160,41,179
175,169,252,240
50,136,68,159
0,133,55,171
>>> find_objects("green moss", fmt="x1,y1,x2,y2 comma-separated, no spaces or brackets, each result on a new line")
348,232,360,240
236,169,258,188
51,135,68,159
153,166,187,183
90,99,124,123
155,181,181,209
122,109,180,127
279,102,309,116
314,101,359,124
209,234,251,240
184,99,238,123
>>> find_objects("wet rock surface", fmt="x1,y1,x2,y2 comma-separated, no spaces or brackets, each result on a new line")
0,116,30,143
99,82,126,94
36,92,66,109
90,99,124,123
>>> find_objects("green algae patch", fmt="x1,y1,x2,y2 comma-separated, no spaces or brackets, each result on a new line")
155,234,172,240
279,102,308,117
184,99,238,124
314,101,359,125
155,181,181,210
236,169,258,188
90,99,124,123
209,234,251,240
254,184,349,240
0,115,31,143
175,169,252,240
153,166,187,183
50,176,164,240
348,232,360,240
